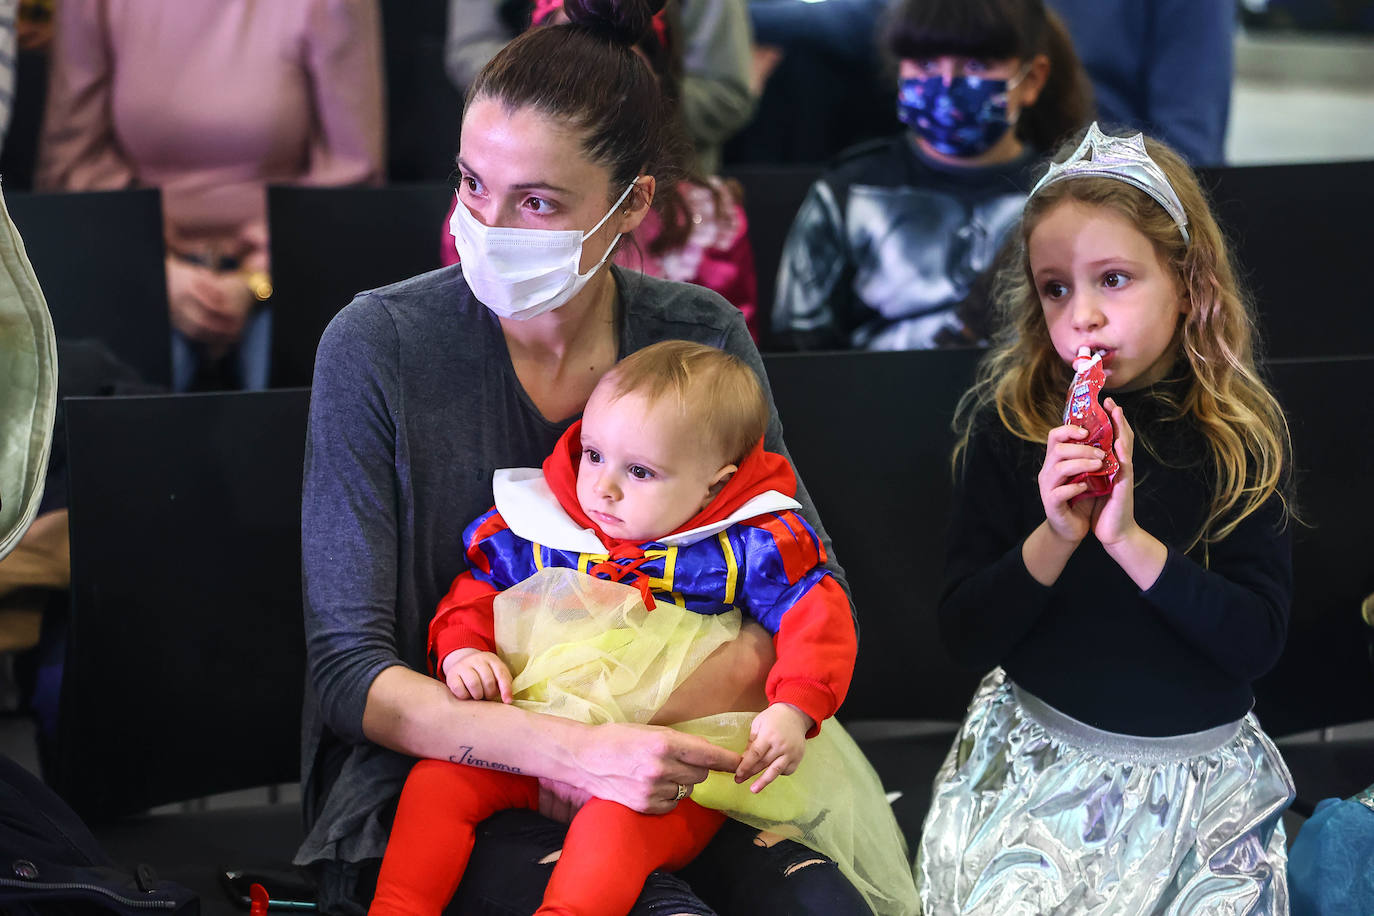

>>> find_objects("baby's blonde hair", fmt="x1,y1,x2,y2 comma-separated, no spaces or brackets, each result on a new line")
956,128,1292,547
603,340,769,466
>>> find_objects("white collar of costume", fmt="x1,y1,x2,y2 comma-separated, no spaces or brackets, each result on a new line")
492,467,802,553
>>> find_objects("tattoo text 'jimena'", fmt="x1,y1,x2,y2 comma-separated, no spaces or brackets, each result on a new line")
450,745,521,774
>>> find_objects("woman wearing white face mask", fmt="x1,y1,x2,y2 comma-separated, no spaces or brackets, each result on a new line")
298,0,867,912
448,174,641,322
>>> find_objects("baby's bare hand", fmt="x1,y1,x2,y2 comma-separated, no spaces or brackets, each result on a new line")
442,649,513,703
735,703,813,793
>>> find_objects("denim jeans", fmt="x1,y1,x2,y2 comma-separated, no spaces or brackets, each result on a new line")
319,810,870,915
170,307,272,392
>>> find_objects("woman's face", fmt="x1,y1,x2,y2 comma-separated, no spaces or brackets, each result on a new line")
455,97,644,274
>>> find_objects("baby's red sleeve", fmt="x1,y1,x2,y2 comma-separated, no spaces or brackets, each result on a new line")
740,511,857,736
428,507,520,674
425,576,502,678
427,572,501,676
766,575,856,736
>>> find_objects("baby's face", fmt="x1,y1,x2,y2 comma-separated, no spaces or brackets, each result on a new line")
576,384,734,542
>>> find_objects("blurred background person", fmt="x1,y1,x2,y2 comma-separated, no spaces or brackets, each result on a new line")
0,0,17,155
1047,0,1235,165
0,1,55,191
726,0,896,166
770,0,1092,352
36,0,385,391
446,0,754,173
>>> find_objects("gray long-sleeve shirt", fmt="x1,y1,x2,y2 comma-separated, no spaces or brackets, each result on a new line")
296,264,850,868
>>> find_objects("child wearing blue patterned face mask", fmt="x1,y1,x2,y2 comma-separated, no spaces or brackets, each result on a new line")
897,58,1033,160
888,0,1082,166
771,0,1095,353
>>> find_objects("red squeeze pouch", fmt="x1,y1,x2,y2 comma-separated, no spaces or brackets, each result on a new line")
1062,347,1119,500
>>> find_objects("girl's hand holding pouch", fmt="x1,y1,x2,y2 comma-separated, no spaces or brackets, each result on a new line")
1090,397,1139,548
1038,423,1105,544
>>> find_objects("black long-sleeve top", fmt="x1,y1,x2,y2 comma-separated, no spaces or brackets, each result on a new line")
939,382,1292,736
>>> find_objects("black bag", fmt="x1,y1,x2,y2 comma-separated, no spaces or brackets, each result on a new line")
0,754,199,914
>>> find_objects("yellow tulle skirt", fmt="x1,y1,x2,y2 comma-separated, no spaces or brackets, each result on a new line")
494,568,918,916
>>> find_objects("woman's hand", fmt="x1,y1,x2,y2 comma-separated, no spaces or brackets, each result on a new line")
1039,423,1106,544
572,723,742,815
750,45,784,97
363,667,738,818
165,256,255,346
536,777,592,824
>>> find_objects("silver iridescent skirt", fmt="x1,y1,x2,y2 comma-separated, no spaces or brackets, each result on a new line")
915,669,1293,914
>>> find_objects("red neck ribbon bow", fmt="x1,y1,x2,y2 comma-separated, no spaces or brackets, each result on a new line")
585,542,657,612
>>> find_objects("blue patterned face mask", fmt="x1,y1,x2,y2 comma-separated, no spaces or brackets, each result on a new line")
897,69,1024,158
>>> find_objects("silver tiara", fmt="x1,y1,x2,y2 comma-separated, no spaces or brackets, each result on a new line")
1028,122,1190,245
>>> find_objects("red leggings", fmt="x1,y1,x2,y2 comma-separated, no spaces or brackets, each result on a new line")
370,759,726,916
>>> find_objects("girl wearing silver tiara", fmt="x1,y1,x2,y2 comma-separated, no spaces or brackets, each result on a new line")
916,123,1294,912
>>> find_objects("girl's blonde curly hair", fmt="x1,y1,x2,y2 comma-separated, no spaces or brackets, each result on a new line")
955,128,1293,547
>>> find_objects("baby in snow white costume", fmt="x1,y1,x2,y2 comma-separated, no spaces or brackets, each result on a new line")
370,342,916,916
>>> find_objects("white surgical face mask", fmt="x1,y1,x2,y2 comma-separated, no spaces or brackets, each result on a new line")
450,178,638,321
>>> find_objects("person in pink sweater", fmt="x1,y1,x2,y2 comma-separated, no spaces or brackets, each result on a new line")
37,0,385,390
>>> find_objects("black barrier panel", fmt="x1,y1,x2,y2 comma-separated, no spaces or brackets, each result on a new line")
56,389,311,820
1255,355,1374,736
722,165,822,338
1200,160,1374,361
268,183,452,388
7,189,172,387
48,352,1370,849
765,346,987,722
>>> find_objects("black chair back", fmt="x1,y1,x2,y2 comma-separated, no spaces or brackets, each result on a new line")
268,183,452,387
55,389,310,819
1254,355,1374,735
381,2,463,182
7,189,171,387
726,166,822,339
1200,160,1374,360
766,347,985,721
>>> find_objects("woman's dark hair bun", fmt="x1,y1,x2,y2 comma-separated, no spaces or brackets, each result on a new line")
562,0,666,45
